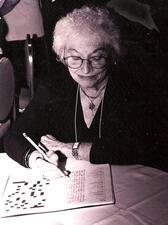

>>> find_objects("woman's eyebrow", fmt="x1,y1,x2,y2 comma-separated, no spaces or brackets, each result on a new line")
67,48,79,53
67,47,107,55
89,48,107,57
91,47,107,54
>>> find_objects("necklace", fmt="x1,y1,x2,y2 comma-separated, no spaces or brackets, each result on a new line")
74,85,104,141
80,84,106,112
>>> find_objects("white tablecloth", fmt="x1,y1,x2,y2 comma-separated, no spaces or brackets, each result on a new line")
0,153,168,225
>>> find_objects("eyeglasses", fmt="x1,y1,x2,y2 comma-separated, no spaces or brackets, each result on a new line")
63,56,108,69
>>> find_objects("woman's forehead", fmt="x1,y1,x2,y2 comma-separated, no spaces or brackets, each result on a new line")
65,33,107,53
69,30,104,44
66,47,106,55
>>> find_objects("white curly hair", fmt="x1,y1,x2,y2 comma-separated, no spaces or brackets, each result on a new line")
53,5,122,61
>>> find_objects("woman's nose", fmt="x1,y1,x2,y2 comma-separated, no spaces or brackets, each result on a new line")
81,59,92,74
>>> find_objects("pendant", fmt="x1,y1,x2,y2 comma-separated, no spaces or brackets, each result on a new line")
89,102,95,110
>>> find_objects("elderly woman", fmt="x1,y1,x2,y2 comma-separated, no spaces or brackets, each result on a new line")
4,5,161,176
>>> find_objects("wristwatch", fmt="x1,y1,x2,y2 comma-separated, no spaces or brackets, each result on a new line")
72,142,81,160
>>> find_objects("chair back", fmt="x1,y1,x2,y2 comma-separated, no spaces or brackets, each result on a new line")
25,34,34,99
19,34,34,112
0,57,15,122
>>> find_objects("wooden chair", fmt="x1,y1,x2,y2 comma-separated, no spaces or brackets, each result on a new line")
19,34,34,112
19,33,48,113
25,34,34,98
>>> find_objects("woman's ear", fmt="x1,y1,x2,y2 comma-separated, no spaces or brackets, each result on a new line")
55,54,61,62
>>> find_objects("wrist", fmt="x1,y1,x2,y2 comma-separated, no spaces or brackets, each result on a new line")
72,142,91,161
72,142,81,160
24,148,34,168
80,142,91,161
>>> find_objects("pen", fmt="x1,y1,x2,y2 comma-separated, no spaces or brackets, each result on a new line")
38,142,49,154
22,132,69,177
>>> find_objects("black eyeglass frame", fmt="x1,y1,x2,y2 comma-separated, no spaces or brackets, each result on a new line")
63,55,109,69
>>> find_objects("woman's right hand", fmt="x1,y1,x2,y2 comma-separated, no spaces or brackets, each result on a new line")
28,150,64,179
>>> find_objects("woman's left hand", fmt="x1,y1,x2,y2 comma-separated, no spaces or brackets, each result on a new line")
40,135,73,158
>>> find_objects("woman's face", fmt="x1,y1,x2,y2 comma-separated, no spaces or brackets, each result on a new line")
64,34,109,89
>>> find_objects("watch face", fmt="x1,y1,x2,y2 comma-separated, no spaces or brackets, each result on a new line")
72,142,80,159
73,142,80,149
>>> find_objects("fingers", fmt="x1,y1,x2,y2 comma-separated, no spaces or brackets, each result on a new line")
40,135,60,151
40,135,66,151
35,158,64,179
46,150,58,166
46,134,56,140
29,150,63,179
40,135,72,159
41,135,56,143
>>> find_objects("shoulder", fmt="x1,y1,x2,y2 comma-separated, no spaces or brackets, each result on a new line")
34,73,77,106
108,58,147,96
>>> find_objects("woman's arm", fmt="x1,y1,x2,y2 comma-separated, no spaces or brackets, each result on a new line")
4,97,50,166
4,82,54,166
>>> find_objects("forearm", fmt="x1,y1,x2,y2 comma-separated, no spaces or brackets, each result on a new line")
4,100,50,167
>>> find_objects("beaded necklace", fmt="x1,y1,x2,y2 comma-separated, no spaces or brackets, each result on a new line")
80,85,105,112
74,84,105,141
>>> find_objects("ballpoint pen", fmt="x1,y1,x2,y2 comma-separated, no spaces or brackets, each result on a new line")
22,132,69,177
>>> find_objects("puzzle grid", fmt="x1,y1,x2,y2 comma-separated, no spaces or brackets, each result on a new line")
2,176,51,214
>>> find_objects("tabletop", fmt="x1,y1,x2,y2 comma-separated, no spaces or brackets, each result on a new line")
0,153,168,225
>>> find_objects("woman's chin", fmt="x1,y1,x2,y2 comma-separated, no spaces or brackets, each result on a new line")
79,83,94,89
76,75,98,87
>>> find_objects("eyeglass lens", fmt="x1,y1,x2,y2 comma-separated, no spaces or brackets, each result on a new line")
65,56,107,69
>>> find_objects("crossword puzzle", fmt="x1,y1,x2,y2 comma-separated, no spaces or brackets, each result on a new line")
0,169,87,217
3,176,51,214
0,164,113,218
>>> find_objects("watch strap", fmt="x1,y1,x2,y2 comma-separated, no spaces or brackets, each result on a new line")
72,142,80,159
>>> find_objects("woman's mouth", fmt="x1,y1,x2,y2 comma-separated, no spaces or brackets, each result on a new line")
78,74,97,80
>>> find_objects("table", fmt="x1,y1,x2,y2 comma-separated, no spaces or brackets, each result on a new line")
0,153,168,225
